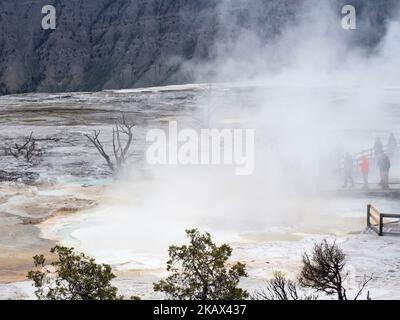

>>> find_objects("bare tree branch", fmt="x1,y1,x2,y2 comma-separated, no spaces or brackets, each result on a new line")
299,240,373,300
253,272,318,301
354,275,374,301
85,113,135,173
4,132,39,162
84,131,115,172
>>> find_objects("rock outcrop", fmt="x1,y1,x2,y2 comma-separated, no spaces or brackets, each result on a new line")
0,0,398,95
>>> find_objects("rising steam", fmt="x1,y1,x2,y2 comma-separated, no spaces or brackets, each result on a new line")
51,1,400,267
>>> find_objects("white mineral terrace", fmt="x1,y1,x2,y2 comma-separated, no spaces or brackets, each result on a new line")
1,84,400,299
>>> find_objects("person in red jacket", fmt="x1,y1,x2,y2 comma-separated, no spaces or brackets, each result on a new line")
360,155,370,189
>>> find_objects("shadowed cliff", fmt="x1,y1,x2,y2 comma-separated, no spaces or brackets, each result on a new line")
0,0,398,95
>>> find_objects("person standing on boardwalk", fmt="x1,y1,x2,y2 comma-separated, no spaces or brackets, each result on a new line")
374,137,384,156
377,152,391,189
387,133,398,157
360,155,370,189
343,153,354,188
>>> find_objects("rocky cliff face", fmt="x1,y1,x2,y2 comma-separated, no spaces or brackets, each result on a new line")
0,0,219,94
0,0,398,95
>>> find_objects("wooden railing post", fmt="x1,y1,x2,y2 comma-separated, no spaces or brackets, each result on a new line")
366,204,400,236
367,204,371,228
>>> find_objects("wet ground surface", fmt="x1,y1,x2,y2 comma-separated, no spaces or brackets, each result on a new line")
0,182,102,282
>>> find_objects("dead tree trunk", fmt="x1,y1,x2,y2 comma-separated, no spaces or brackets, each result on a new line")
85,114,135,173
112,114,134,168
84,131,116,172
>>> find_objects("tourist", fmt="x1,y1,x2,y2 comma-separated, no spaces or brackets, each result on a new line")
377,152,391,189
387,133,398,157
360,155,369,189
374,137,383,156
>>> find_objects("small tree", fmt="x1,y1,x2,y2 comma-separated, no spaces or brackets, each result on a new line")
299,240,373,300
27,246,121,300
154,229,248,300
85,113,134,173
253,272,318,301
4,132,40,162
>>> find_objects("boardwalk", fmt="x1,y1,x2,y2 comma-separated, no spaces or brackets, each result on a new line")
337,134,399,198
335,187,400,199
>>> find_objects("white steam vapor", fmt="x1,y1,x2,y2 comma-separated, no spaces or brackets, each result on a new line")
57,1,400,266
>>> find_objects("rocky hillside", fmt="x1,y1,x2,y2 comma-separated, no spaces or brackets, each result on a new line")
0,0,398,95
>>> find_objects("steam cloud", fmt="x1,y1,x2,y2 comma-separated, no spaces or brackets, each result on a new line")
60,1,400,266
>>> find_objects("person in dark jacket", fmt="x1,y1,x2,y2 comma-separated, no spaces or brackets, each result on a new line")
387,133,398,157
343,153,354,188
377,152,391,189
374,137,383,156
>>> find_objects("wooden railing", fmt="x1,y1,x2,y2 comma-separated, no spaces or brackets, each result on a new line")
352,145,399,166
367,204,400,236
340,144,399,174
